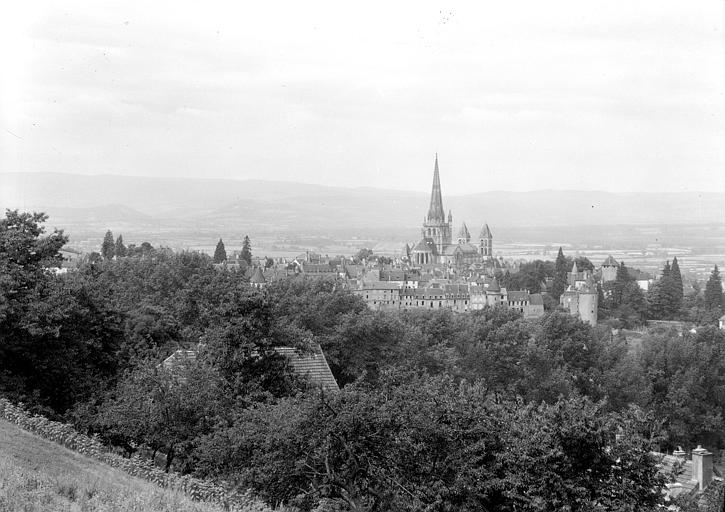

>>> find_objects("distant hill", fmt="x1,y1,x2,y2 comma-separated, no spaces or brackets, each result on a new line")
2,172,725,235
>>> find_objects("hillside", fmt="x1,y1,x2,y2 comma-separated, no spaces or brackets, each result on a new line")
2,172,725,234
0,419,260,512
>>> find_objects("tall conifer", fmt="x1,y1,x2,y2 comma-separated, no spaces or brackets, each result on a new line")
551,247,568,300
705,265,723,315
213,238,227,263
101,230,115,260
115,234,126,258
669,257,684,314
241,235,252,266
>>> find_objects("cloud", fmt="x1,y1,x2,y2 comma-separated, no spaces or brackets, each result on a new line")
1,0,724,194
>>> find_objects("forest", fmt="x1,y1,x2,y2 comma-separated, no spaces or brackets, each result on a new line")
2,209,725,511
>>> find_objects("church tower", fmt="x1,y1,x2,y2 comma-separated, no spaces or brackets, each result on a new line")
421,154,452,260
457,222,471,244
479,223,493,261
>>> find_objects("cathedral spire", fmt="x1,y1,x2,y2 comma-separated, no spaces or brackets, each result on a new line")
427,154,445,222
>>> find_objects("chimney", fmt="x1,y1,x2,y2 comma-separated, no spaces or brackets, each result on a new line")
672,446,686,459
691,445,713,491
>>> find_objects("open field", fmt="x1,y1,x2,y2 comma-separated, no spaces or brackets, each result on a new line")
0,419,257,512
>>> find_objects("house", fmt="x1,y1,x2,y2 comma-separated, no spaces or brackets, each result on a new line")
719,315,725,330
161,344,339,392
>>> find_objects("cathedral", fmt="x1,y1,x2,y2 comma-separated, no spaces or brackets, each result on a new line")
409,155,494,269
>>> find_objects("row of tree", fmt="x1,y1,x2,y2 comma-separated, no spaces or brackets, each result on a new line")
213,236,252,265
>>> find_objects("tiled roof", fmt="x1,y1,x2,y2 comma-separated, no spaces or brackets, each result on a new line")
359,282,401,290
275,345,339,392
507,291,530,302
380,269,406,281
161,345,339,392
412,238,437,253
529,293,544,305
162,350,197,370
302,263,335,273
656,453,698,499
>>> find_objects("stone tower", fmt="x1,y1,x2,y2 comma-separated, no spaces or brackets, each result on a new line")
479,223,493,260
578,275,598,325
421,154,452,258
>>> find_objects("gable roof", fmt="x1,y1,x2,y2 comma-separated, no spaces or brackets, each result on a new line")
412,238,437,253
274,345,339,392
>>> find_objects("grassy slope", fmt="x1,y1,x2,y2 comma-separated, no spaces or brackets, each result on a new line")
0,418,252,512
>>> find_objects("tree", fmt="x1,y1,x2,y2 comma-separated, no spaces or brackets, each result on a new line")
114,234,126,258
0,211,123,415
670,257,684,308
213,238,227,263
101,230,115,260
195,375,666,512
240,235,252,266
611,261,632,308
100,359,224,473
353,247,373,263
647,260,681,320
704,265,723,323
551,247,568,300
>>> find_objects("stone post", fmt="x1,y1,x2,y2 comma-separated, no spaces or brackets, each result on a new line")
691,445,713,491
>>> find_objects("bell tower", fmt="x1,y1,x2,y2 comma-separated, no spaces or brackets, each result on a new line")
479,223,493,260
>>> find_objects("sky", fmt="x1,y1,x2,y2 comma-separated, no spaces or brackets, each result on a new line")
1,1,724,194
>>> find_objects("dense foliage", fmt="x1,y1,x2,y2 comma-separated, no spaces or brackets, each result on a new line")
3,210,725,510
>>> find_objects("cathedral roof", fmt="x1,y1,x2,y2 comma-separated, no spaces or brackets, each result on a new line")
427,154,446,222
412,238,437,254
479,223,493,239
457,243,479,255
457,222,471,241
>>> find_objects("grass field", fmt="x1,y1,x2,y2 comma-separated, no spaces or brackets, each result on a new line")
0,418,266,512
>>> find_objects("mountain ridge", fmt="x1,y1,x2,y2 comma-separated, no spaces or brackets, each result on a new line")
2,172,724,232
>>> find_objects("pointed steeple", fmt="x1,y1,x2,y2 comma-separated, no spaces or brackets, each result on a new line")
427,154,445,222
479,223,493,239
571,261,579,274
457,222,471,243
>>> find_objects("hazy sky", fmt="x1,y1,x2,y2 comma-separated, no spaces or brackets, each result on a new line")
1,1,724,194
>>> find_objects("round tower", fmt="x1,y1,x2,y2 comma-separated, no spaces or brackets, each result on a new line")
577,290,598,325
